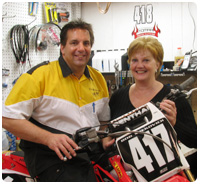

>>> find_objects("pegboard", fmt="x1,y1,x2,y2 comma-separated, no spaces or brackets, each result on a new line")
2,2,81,103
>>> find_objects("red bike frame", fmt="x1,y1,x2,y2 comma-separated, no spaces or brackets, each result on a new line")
92,154,189,182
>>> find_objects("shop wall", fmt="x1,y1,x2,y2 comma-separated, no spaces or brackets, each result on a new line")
81,2,197,62
2,2,197,103
2,2,81,102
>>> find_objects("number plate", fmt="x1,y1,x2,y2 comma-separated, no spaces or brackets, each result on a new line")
115,102,184,182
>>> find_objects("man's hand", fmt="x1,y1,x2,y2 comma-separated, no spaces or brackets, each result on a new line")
45,133,80,161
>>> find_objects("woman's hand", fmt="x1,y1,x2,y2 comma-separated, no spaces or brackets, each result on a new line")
159,99,177,127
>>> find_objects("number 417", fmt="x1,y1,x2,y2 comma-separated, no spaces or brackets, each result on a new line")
128,124,175,173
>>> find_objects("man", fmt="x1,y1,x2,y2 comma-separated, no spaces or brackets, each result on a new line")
2,19,110,181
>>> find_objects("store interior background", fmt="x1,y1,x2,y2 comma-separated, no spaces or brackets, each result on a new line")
2,2,197,119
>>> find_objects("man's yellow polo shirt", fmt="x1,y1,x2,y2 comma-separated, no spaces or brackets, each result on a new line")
3,56,110,135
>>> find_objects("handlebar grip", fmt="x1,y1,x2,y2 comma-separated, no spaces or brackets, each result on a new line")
179,76,196,90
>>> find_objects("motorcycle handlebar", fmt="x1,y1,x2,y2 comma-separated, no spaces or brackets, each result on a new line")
162,75,196,102
180,75,196,90
176,75,196,90
74,76,197,149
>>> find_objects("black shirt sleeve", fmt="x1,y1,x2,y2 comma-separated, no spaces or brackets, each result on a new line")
174,96,197,148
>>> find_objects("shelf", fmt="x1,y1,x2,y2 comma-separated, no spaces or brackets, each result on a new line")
160,71,197,77
102,70,197,76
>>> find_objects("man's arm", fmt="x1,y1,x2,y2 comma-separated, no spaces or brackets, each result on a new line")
2,117,79,160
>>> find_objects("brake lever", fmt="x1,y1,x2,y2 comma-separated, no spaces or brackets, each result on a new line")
184,88,197,99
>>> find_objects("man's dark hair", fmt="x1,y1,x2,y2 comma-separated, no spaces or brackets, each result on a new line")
60,18,94,47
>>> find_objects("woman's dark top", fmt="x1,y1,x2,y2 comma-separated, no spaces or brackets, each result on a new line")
109,84,197,148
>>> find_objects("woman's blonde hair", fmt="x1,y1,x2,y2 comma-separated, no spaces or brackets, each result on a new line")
128,37,164,77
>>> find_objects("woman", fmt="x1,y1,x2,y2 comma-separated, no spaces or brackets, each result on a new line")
108,37,196,148
104,36,197,179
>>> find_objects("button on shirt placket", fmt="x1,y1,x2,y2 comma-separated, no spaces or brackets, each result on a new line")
73,74,87,107
78,81,82,102
76,77,87,124
72,75,82,106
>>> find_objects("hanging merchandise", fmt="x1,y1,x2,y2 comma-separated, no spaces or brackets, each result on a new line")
31,23,61,52
29,2,39,16
44,2,58,24
96,2,111,14
9,24,30,69
55,3,70,24
44,2,70,26
57,10,70,23
47,25,60,46
2,69,10,88
36,26,48,51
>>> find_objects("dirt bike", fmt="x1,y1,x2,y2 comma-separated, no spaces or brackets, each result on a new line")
74,75,196,182
2,76,196,182
2,150,33,182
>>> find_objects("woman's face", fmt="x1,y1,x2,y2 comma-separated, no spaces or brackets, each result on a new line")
129,49,160,82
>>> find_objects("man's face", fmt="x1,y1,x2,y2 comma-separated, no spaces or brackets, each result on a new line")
60,28,91,73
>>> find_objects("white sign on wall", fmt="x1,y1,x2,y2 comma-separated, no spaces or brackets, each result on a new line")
82,2,196,61
132,4,161,39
